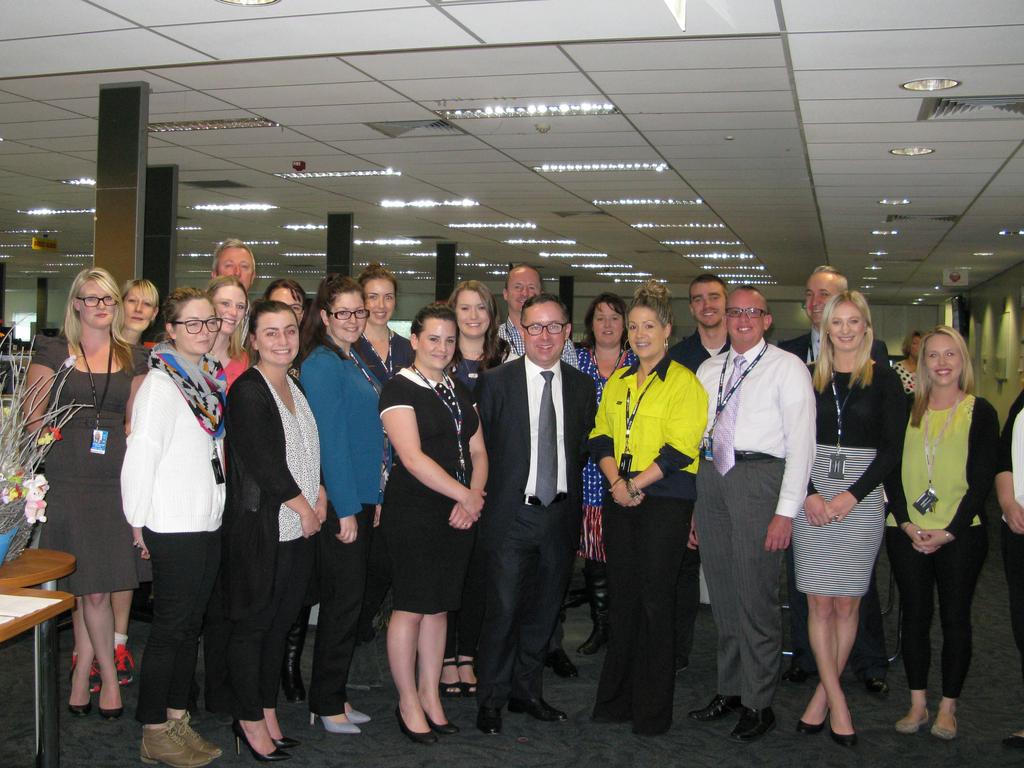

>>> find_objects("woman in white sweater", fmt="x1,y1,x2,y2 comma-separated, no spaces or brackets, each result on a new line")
121,287,227,767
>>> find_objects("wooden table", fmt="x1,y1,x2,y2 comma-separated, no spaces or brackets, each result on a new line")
0,549,75,768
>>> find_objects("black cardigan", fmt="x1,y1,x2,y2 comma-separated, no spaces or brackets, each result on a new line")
888,395,999,537
220,367,304,621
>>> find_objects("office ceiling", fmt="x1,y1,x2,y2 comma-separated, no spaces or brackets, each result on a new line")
0,0,1021,304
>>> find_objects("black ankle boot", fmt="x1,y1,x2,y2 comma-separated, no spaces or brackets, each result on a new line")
577,559,609,655
280,606,311,703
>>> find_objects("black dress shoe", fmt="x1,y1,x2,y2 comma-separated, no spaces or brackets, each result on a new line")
688,695,742,722
829,726,857,747
98,705,123,720
271,736,300,749
67,702,92,717
425,715,459,735
545,649,578,679
508,697,567,722
477,706,502,735
731,707,775,742
796,717,826,734
1003,734,1024,748
863,677,889,695
781,665,814,684
395,707,438,745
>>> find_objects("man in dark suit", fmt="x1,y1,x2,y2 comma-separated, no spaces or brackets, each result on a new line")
778,265,891,694
474,293,597,735
667,273,731,672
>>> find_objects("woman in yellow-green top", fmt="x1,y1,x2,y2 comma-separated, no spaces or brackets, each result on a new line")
588,281,708,736
886,325,999,741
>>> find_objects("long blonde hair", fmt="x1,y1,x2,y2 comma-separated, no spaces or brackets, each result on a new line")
812,291,874,393
910,325,974,427
62,267,134,372
206,275,248,360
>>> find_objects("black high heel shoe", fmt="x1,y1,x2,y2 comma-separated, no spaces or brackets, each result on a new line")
271,736,300,749
232,720,291,762
395,706,438,745
98,704,123,720
67,702,92,717
425,714,460,735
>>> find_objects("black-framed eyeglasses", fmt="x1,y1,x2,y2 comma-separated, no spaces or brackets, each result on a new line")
725,307,768,318
524,322,566,336
171,317,224,334
328,308,369,320
77,295,117,307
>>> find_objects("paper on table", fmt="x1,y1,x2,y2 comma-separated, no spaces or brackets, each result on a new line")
0,593,62,623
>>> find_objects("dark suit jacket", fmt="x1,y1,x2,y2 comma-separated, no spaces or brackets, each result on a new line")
475,356,597,550
779,332,890,367
667,330,730,373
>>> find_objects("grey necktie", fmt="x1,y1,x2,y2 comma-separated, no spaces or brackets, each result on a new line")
536,370,557,505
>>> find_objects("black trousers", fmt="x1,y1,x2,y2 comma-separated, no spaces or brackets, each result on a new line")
445,533,486,659
785,545,889,678
227,536,314,720
309,508,371,716
674,543,701,665
886,524,988,697
1003,522,1024,683
354,517,391,642
136,529,220,725
594,495,690,735
476,501,574,708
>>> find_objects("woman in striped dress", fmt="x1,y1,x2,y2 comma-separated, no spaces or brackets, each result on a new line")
791,291,905,746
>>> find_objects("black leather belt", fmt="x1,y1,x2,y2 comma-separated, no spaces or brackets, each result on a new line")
524,492,568,506
734,451,777,462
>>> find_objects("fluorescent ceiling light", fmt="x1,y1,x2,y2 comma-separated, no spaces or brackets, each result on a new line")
716,275,777,284
889,146,934,156
600,271,652,277
690,252,755,260
872,230,899,236
354,238,422,246
449,222,535,229
632,222,723,229
242,240,279,246
572,262,630,269
973,251,994,256
275,168,400,179
663,240,742,246
148,116,279,133
404,251,472,258
998,229,1024,236
381,199,477,208
539,251,607,259
593,198,701,206
869,250,888,256
280,252,326,257
190,203,277,211
534,162,667,173
901,78,960,91
504,239,576,245
283,224,326,231
438,102,618,120
615,277,667,284
866,265,883,270
0,228,58,234
20,207,95,215
701,263,764,271
60,177,96,186
878,198,910,205
177,225,202,231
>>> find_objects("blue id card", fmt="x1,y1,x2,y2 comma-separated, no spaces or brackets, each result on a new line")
90,428,109,455
701,436,714,460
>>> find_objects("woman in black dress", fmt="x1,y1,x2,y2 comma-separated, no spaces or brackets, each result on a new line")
379,303,488,743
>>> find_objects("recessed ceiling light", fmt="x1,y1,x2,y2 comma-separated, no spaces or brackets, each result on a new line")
973,251,994,256
900,78,960,92
191,203,277,211
354,238,422,246
872,230,899,236
177,225,202,231
275,168,401,179
632,222,724,229
438,102,618,120
866,265,883,270
60,177,96,186
662,239,742,246
504,239,576,245
280,252,326,257
449,221,535,229
283,224,326,231
538,251,607,259
700,263,764,271
242,240,279,246
878,198,910,205
572,262,630,269
599,271,653,277
381,199,477,208
869,250,888,256
404,251,472,258
889,146,935,156
714,275,777,285
148,116,278,132
19,207,95,215
690,252,756,260
534,162,667,173
593,198,702,206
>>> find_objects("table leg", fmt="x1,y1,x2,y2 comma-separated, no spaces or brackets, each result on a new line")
35,578,59,768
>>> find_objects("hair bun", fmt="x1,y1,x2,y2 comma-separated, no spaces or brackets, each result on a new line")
633,280,670,303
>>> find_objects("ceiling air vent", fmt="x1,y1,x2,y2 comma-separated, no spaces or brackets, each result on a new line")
919,96,1024,120
885,214,959,223
364,120,461,138
182,180,249,189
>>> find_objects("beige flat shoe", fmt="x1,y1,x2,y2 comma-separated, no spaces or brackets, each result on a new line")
931,715,957,740
895,709,930,734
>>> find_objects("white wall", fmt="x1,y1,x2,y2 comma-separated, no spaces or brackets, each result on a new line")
965,262,1024,423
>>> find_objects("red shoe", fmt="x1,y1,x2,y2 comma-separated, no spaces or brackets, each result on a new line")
114,643,134,686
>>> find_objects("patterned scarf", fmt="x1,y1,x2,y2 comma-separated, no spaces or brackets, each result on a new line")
150,342,227,439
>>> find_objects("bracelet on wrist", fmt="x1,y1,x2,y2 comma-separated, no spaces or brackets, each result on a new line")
611,477,624,490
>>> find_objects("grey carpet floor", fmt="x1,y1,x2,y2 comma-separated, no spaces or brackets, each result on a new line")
4,510,1022,768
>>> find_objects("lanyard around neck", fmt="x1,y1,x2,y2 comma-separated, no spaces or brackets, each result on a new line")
710,345,766,435
830,376,853,449
80,337,114,429
923,397,961,487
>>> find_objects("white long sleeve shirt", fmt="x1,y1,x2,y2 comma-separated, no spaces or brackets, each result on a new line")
121,368,225,533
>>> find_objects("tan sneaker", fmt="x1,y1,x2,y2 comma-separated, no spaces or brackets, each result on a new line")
140,721,216,767
173,713,223,759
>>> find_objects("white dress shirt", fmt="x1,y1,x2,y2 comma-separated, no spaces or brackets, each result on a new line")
523,356,568,497
696,338,816,518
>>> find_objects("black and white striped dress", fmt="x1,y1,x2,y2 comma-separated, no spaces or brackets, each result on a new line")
792,366,907,597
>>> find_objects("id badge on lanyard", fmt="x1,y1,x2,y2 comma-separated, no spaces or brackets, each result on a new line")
90,429,109,455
